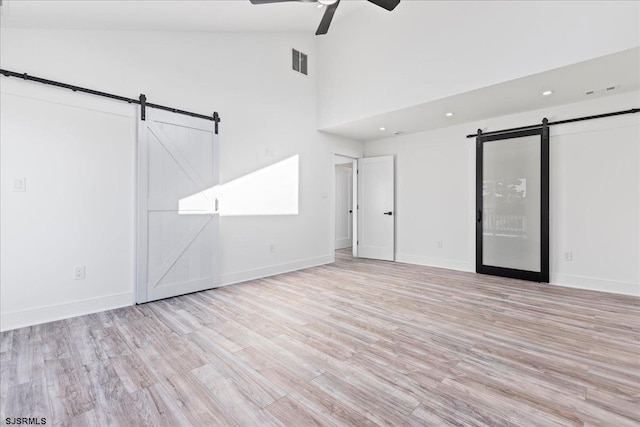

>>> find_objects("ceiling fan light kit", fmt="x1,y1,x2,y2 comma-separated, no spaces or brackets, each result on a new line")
249,0,400,35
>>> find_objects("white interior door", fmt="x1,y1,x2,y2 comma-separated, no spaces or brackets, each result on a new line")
335,165,353,250
137,109,220,303
357,155,395,261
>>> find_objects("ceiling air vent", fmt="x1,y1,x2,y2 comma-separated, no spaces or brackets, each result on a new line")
586,85,619,96
292,49,308,76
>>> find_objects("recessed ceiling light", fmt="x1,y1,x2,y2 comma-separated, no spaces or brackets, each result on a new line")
379,127,386,131
445,112,454,117
542,90,553,96
318,0,338,5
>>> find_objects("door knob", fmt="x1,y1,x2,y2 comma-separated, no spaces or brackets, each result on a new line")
384,211,393,216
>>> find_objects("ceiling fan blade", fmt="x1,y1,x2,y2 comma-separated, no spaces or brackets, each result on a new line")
316,0,340,35
366,0,400,11
249,0,300,4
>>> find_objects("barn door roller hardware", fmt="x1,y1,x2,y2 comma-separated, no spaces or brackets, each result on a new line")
466,108,639,139
0,68,221,134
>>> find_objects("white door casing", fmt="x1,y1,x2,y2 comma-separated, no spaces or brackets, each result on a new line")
137,109,220,303
357,155,395,261
352,159,358,258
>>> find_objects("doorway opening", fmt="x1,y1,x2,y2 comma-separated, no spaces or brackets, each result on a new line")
335,162,354,253
332,154,357,261
330,153,396,263
328,153,358,260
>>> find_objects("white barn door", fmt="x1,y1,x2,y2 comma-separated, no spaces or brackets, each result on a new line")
137,109,219,303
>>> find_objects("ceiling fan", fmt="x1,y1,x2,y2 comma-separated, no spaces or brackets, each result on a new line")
249,0,401,35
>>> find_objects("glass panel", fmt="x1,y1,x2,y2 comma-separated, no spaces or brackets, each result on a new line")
483,135,541,271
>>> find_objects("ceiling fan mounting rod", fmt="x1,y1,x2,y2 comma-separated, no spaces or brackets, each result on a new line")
249,0,400,35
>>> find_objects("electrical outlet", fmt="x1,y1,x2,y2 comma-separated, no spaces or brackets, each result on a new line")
74,265,86,280
563,251,572,262
436,240,443,249
12,177,26,192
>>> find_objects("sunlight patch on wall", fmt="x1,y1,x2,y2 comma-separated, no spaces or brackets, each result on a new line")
178,187,217,214
221,154,299,216
178,155,299,216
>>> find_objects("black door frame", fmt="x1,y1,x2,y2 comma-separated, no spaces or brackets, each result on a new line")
475,119,549,283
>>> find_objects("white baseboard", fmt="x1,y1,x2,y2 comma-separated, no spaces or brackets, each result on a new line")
5,256,633,332
550,274,639,297
335,239,352,250
219,254,333,288
0,292,134,332
396,253,473,272
0,255,335,332
395,253,638,297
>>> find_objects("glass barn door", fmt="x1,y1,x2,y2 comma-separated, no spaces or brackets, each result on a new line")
476,127,549,282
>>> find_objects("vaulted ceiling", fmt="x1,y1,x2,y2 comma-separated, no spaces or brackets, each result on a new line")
2,1,637,142
0,0,365,33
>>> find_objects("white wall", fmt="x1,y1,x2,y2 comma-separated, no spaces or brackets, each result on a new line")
365,91,640,296
317,1,640,128
0,29,363,330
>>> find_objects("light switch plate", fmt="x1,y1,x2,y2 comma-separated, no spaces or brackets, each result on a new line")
12,177,26,192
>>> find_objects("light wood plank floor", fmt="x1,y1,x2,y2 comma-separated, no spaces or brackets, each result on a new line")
1,250,639,426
